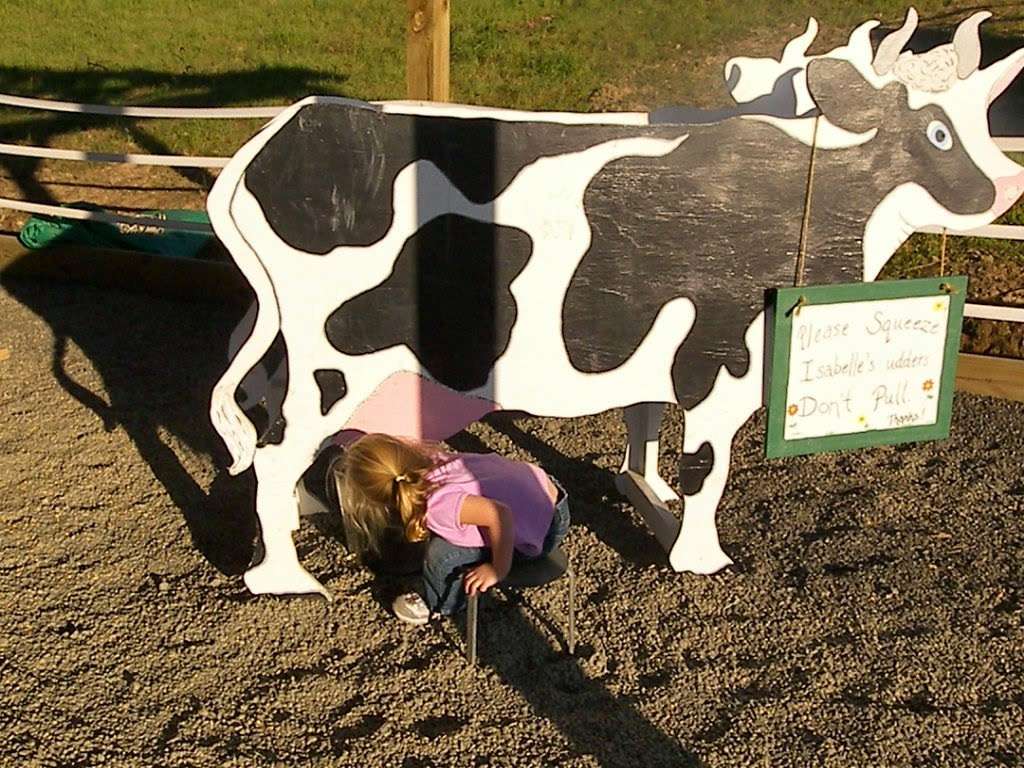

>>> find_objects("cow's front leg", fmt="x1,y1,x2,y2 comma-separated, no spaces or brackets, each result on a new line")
620,403,680,503
244,443,332,599
669,343,764,573
669,430,737,574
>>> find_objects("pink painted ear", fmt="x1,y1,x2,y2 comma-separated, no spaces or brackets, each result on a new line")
987,48,1024,105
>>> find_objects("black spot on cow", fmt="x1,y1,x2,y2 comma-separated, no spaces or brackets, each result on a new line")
313,369,348,415
324,215,532,391
679,442,714,496
244,101,687,254
563,119,813,403
563,60,995,408
237,331,288,447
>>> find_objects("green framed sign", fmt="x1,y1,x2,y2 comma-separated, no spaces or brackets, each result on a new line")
765,276,967,459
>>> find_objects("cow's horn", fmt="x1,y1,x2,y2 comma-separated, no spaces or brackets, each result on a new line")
953,11,992,78
873,7,919,75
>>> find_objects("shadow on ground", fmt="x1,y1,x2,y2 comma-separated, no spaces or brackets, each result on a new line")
0,275,258,574
0,265,671,576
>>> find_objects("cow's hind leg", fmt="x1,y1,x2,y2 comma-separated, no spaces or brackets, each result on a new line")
244,443,333,599
242,382,350,599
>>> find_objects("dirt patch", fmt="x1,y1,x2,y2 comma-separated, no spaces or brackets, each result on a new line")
2,279,1023,767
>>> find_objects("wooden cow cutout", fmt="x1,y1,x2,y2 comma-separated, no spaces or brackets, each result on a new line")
209,9,1024,598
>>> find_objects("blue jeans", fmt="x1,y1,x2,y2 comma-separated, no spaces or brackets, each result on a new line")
420,480,571,615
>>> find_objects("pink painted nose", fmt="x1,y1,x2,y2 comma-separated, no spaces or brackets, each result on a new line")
994,171,1024,217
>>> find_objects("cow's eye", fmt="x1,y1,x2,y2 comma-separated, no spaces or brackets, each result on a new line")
927,120,953,151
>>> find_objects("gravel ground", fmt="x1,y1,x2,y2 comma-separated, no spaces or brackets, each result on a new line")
1,276,1023,768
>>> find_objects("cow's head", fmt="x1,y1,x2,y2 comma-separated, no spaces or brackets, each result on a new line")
727,8,1024,279
806,56,1001,233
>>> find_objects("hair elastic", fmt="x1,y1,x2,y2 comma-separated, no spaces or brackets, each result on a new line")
394,473,411,484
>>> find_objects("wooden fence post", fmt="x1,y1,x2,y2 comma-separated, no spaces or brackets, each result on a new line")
406,0,450,101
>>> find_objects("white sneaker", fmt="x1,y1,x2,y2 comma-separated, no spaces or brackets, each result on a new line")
392,592,432,625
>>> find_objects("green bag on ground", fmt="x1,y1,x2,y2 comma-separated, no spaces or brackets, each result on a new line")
18,204,213,259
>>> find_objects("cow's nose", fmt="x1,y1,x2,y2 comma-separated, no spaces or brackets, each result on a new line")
994,171,1024,216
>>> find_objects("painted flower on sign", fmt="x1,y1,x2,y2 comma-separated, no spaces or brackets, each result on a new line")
922,379,934,391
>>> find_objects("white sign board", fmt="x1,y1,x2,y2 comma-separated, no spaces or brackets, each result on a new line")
765,278,966,459
784,295,949,439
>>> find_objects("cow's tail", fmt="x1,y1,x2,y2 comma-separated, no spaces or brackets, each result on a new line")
208,226,279,474
206,111,294,474
209,292,277,475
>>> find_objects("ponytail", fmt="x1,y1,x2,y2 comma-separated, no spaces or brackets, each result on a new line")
334,434,440,555
392,470,431,544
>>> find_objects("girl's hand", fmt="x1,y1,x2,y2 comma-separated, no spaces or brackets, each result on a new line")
458,496,514,593
464,563,500,595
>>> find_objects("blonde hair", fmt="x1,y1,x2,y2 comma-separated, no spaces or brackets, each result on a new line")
333,434,442,556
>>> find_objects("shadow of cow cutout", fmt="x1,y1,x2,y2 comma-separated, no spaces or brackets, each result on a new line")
209,8,1024,598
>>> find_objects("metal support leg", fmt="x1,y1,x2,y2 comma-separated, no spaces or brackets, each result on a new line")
567,566,576,655
467,593,478,665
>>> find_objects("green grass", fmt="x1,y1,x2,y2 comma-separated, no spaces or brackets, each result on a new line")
0,0,404,154
2,0,1022,154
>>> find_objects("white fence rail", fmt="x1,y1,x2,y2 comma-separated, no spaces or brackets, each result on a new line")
0,93,1021,317
965,303,1024,323
0,197,214,233
0,92,282,119
0,141,228,168
918,223,1024,241
0,92,252,232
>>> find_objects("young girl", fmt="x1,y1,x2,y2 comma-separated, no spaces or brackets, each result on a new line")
334,433,571,624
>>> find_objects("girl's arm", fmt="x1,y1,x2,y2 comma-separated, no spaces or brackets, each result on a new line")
459,495,513,595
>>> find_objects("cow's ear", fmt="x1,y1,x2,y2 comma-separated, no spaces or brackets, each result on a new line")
807,57,903,134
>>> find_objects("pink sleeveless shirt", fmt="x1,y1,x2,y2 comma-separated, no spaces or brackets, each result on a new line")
424,453,555,557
